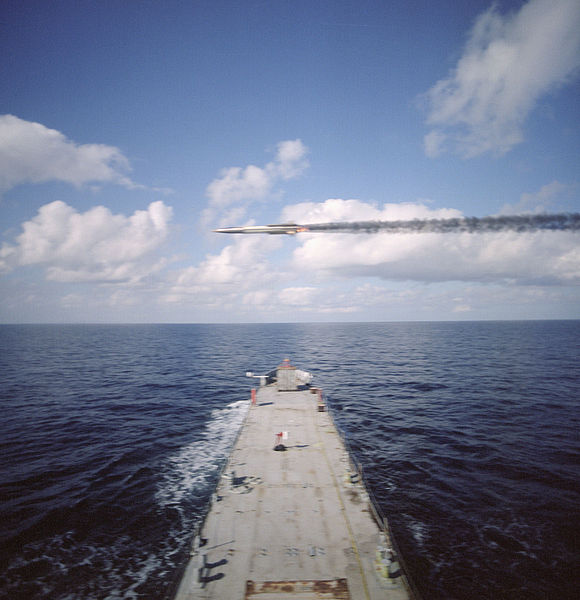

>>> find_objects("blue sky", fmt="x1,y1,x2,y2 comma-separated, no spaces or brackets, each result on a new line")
1,0,579,323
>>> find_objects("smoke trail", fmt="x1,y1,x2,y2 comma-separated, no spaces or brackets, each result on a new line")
303,213,580,234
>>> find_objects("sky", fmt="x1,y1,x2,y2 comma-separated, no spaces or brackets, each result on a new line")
1,0,579,323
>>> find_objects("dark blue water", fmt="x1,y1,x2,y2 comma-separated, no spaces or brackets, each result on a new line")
1,322,578,599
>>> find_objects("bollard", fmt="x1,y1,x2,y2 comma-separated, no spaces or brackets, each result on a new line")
317,388,325,412
274,431,286,451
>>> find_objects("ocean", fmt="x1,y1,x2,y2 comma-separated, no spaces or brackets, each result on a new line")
0,321,578,599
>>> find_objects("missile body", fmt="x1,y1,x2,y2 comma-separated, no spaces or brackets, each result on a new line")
213,223,308,235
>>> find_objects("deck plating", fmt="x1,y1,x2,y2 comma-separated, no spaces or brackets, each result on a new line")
173,364,414,599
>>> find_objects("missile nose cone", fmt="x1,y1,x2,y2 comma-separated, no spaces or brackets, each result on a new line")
213,227,238,233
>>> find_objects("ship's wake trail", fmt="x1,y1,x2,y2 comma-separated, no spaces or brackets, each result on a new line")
304,213,580,234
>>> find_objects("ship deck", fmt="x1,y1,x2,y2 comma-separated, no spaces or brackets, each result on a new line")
174,384,411,600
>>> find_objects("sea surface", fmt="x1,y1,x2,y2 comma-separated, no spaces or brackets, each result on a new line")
0,322,578,600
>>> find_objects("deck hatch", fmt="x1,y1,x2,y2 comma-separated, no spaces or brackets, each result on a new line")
245,579,349,599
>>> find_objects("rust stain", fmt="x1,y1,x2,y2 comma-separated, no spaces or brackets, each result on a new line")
245,579,350,599
245,580,256,594
313,579,349,599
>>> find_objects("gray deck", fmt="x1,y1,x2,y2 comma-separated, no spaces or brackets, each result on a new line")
174,385,411,600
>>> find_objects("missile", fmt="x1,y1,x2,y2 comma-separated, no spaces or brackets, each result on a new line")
213,223,309,235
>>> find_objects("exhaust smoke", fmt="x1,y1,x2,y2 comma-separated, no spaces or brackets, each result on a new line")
303,213,580,234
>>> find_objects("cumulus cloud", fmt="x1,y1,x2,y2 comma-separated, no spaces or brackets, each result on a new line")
163,234,336,316
422,0,580,157
0,114,147,194
203,139,309,225
284,198,580,286
162,235,283,308
500,180,573,214
294,230,580,285
0,200,173,282
277,286,319,306
281,197,461,224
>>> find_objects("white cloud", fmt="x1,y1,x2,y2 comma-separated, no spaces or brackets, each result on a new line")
274,140,310,179
500,180,572,214
277,286,319,306
281,197,461,224
0,114,145,193
423,130,447,159
194,236,280,286
242,289,274,307
284,198,580,286
205,165,272,209
204,139,309,225
422,0,580,157
453,304,473,313
163,235,283,307
294,229,580,285
0,200,173,282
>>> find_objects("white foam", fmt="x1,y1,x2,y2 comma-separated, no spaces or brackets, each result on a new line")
156,399,250,508
104,552,163,600
406,518,428,548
